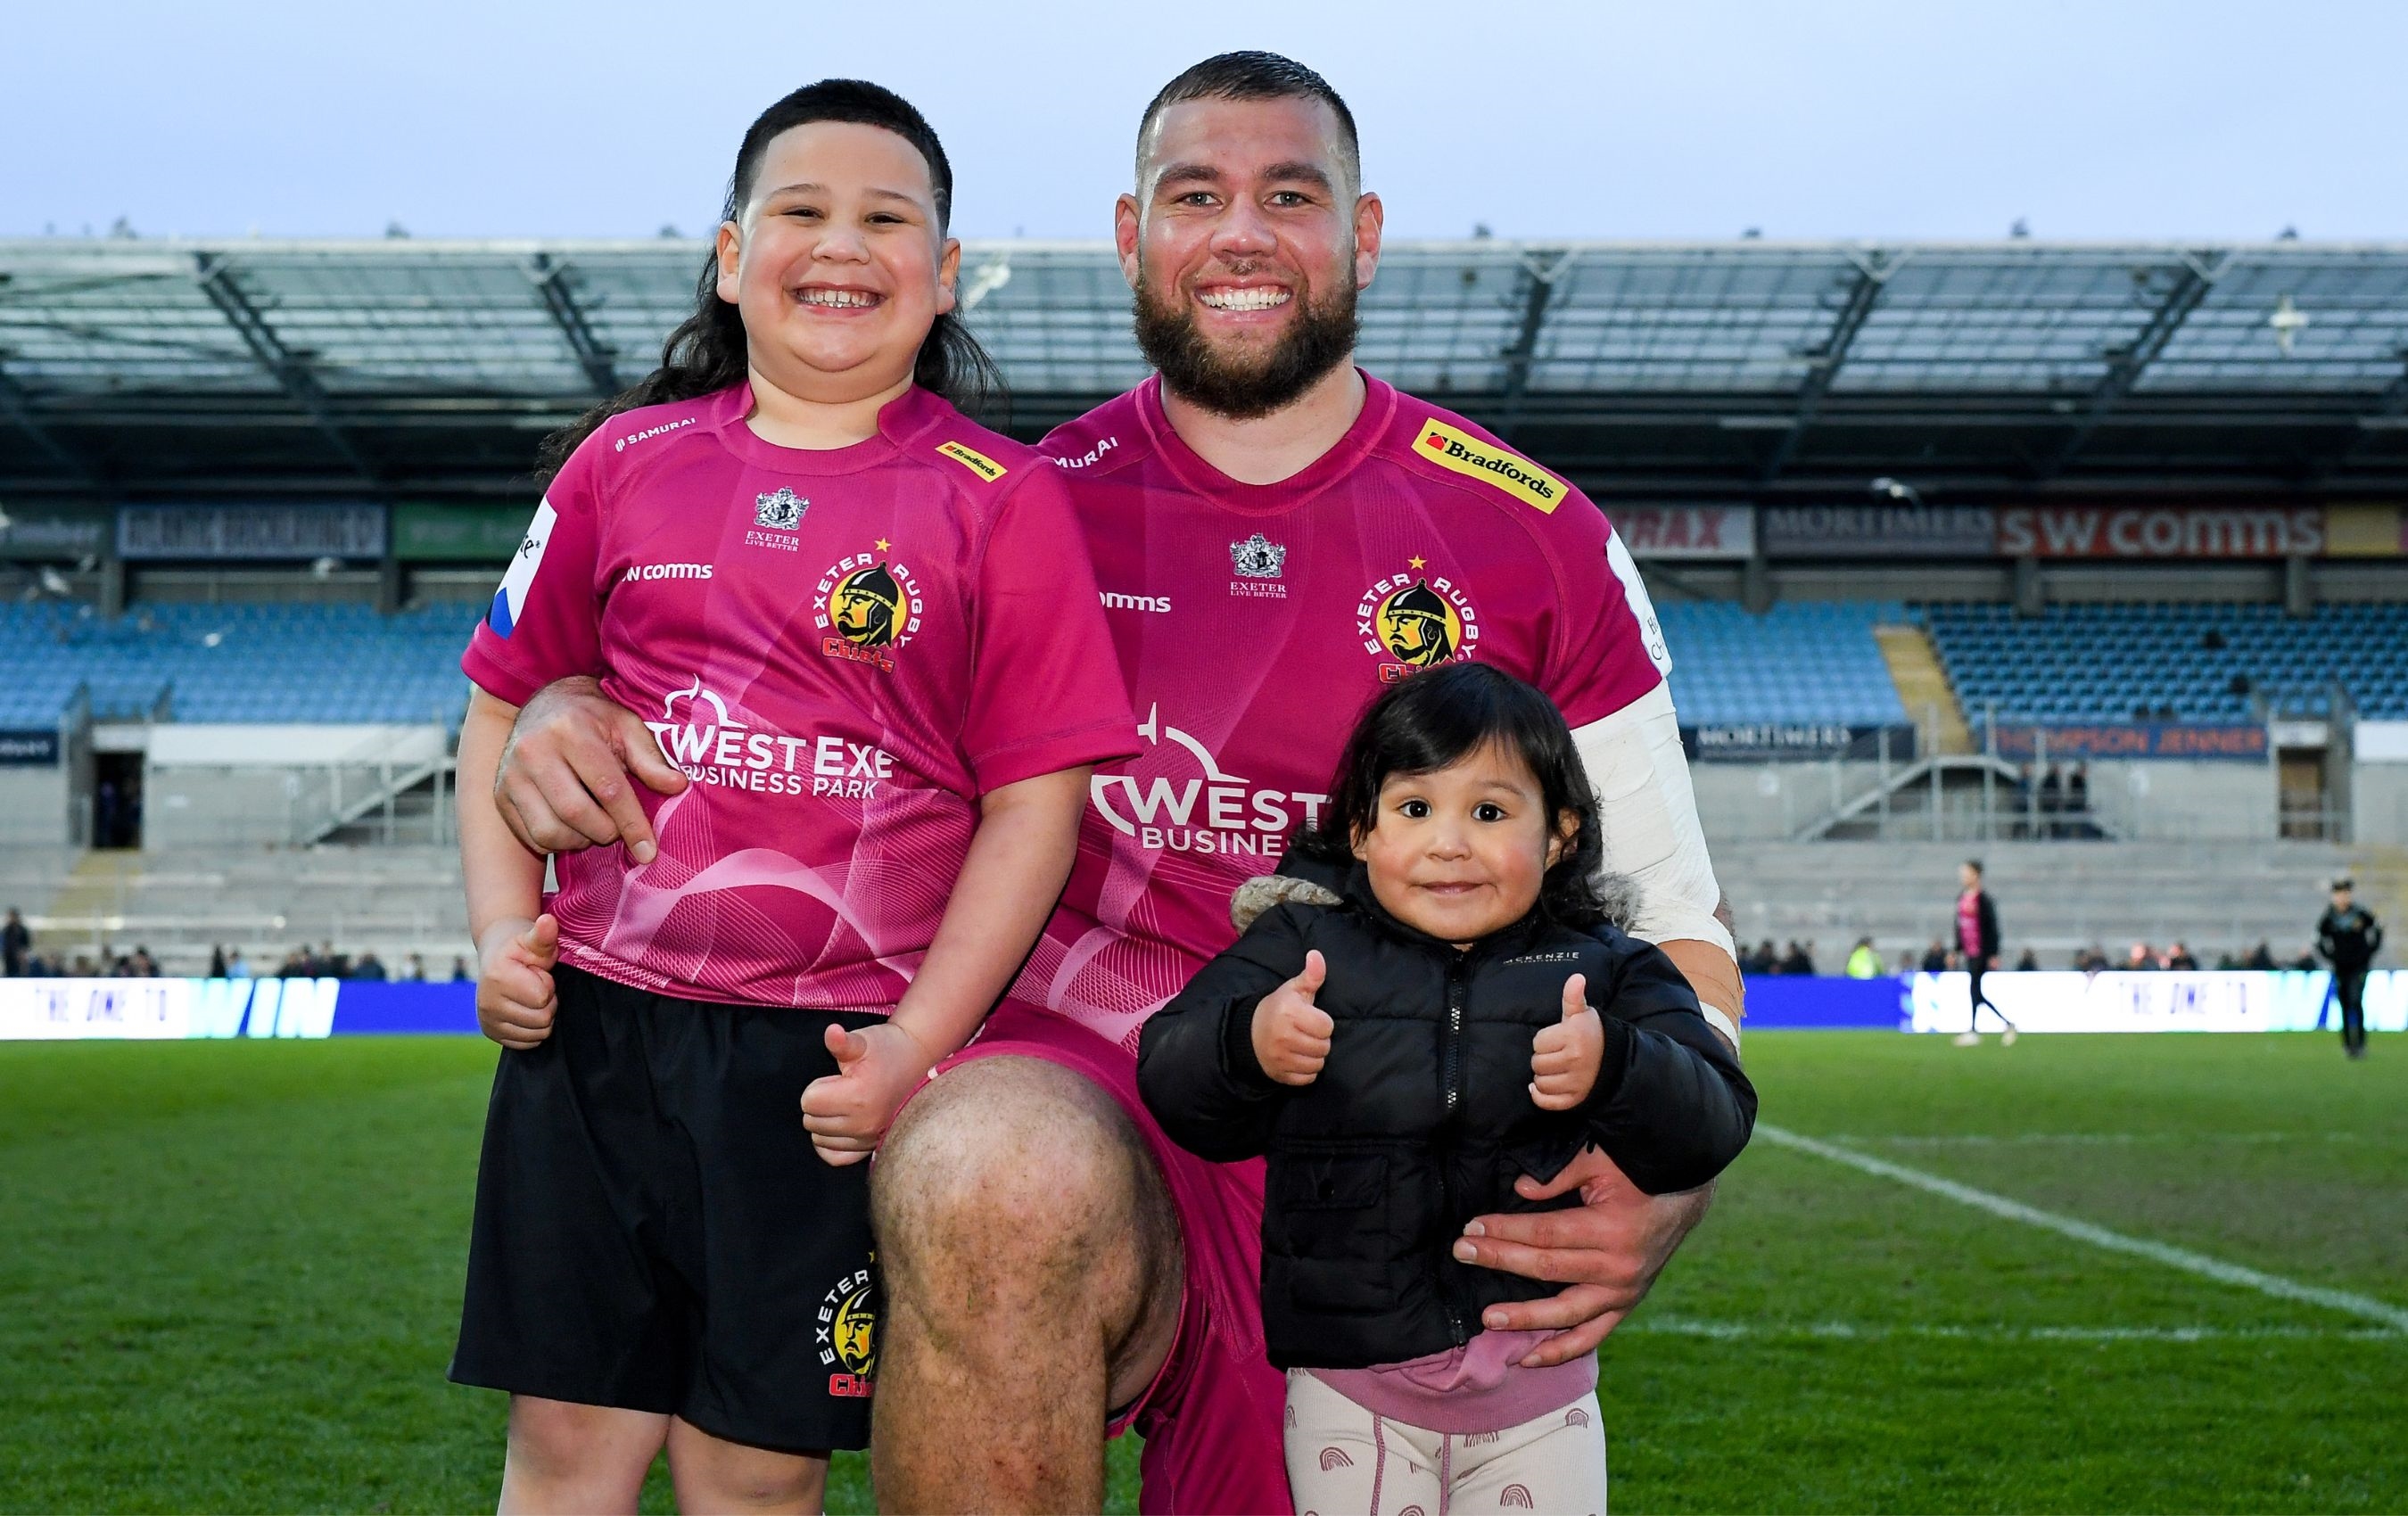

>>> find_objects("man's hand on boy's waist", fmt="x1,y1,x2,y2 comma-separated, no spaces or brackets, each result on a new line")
1449,1144,1713,1368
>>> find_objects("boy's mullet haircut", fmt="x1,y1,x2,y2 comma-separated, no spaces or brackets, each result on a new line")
1136,51,1360,186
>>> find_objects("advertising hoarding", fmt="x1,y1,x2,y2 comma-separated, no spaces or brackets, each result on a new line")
1683,722,1917,762
117,504,387,561
392,504,532,563
1606,505,1754,559
1907,969,2404,1034
0,729,61,766
0,978,476,1039
1994,506,2323,559
0,506,110,561
1982,723,2268,761
1761,505,1995,558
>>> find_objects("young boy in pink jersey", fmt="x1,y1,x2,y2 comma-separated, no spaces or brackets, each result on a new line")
1139,664,1753,1514
448,82,1134,1512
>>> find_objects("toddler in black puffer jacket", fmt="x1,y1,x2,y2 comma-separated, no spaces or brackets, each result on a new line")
1138,662,1754,1516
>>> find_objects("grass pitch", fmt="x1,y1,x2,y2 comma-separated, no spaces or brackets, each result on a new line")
1,1032,2401,1512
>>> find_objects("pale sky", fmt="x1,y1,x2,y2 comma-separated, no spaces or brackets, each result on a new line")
6,0,2403,243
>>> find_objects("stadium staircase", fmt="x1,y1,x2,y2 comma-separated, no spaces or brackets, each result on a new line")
1873,623,1973,754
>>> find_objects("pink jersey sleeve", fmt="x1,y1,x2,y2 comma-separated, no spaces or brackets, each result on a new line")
959,466,1139,792
459,433,606,707
1537,487,1673,729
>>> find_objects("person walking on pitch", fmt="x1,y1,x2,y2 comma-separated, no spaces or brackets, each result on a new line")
2316,877,2385,1060
1951,860,2016,1046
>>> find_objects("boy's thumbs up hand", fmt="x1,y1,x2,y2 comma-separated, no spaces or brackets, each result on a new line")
1253,949,1335,1086
475,913,559,1051
802,1020,937,1166
1531,972,1603,1110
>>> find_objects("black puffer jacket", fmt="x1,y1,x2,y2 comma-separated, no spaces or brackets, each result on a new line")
1135,865,1755,1372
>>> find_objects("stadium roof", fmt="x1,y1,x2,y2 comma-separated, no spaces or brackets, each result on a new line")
4,238,2405,499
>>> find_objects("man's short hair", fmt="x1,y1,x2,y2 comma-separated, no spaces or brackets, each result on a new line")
2332,876,2354,892
1136,51,1361,187
1964,859,1984,877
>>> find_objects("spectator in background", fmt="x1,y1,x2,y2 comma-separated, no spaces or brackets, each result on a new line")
1952,860,2015,1045
352,951,389,982
2246,941,2277,971
2316,877,2386,1061
1845,937,1885,978
1780,940,1818,976
2067,763,2091,831
1743,939,1777,976
2014,947,2038,972
3,908,28,977
2289,944,2321,970
209,943,227,978
449,955,472,982
403,953,426,983
1921,938,1950,973
2010,764,2034,838
2123,942,2156,972
227,947,251,978
2038,764,2063,839
131,946,158,977
2165,942,2198,971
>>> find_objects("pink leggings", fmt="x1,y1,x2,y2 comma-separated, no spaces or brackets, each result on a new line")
1283,1369,1608,1515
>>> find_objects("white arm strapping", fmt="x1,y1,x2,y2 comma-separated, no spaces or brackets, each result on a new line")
1572,683,1738,1042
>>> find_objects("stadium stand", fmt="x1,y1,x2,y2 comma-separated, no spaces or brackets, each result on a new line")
0,600,477,726
1656,602,1909,728
1926,602,2408,724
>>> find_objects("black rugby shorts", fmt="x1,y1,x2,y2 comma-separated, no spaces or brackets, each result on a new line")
449,963,881,1452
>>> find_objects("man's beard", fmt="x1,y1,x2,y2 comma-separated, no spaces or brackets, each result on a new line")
1132,267,1359,421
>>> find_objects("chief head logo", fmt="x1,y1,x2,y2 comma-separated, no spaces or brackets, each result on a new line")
1376,579,1461,667
829,561,904,647
755,487,808,531
816,1264,878,1398
1357,562,1480,680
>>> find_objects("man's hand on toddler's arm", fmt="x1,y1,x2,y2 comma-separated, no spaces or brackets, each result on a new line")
475,913,558,1050
1251,949,1333,1085
802,1021,940,1166
1530,972,1603,1109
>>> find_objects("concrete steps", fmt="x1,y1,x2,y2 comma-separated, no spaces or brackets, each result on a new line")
1875,623,1973,754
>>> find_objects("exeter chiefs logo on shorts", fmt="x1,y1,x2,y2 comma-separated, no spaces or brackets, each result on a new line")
816,1263,877,1399
1357,559,1480,682
813,543,923,672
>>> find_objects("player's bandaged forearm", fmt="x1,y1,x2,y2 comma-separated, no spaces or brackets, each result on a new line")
1572,685,1739,1036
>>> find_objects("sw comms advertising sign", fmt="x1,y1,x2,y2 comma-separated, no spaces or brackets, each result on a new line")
1994,506,2324,559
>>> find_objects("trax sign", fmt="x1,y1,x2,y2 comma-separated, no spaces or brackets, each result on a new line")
0,978,342,1040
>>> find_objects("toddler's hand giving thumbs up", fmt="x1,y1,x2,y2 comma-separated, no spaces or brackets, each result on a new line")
1251,950,1334,1086
1530,972,1604,1110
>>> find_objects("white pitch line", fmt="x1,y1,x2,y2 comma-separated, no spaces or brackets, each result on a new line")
1627,1317,2403,1343
1757,1123,2408,1334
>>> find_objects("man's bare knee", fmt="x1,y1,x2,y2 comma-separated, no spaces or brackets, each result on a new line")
878,1058,1139,1260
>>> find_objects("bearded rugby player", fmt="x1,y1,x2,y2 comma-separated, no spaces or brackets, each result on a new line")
488,53,1741,1512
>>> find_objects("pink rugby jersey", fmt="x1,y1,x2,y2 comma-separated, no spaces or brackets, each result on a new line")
462,382,1137,1012
1012,373,1674,1053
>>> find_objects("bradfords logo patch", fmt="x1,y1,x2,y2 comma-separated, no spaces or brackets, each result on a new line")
745,487,806,552
1414,418,1565,514
816,1263,877,1400
1357,561,1480,682
1229,532,1288,599
813,544,924,672
1090,704,1328,861
643,677,895,800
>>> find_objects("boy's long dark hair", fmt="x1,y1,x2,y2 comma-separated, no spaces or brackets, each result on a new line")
535,79,1002,482
1293,662,1610,929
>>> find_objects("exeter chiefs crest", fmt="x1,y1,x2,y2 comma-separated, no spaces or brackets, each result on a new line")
1357,560,1480,682
816,1263,877,1399
814,543,924,671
